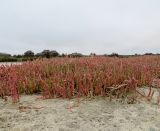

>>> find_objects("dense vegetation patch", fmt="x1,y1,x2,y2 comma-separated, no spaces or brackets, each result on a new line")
0,56,160,103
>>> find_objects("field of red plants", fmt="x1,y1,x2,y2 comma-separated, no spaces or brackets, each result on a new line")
0,56,160,103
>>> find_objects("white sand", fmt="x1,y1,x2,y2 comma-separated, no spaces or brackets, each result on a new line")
0,88,160,131
0,62,22,66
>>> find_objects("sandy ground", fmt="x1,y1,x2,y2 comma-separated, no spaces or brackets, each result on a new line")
0,87,160,131
0,62,22,66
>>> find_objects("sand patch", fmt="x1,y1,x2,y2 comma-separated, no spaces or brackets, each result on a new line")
0,89,160,131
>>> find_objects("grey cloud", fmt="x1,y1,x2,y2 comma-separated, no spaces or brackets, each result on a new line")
0,0,160,55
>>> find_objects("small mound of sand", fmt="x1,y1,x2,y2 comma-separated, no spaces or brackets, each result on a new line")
0,88,160,131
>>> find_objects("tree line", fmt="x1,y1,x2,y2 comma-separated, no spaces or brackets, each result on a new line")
0,50,84,62
0,50,159,62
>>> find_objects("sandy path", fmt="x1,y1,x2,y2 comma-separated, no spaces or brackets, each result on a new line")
0,93,160,131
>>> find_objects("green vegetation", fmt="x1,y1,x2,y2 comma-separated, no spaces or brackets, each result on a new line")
0,50,159,62
0,50,60,62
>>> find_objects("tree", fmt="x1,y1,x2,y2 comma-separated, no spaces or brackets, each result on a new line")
50,50,59,57
41,50,51,58
24,50,34,57
39,50,59,58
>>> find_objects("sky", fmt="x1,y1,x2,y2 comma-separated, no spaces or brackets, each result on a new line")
0,0,160,55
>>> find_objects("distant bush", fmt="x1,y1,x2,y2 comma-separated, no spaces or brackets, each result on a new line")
108,53,119,57
41,50,50,58
0,53,11,57
0,57,18,62
38,50,59,58
61,53,66,57
13,55,23,58
50,50,59,57
90,53,96,56
24,50,34,57
68,53,83,57
144,53,154,55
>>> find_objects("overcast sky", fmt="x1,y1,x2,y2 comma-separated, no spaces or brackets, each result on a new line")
0,0,160,55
